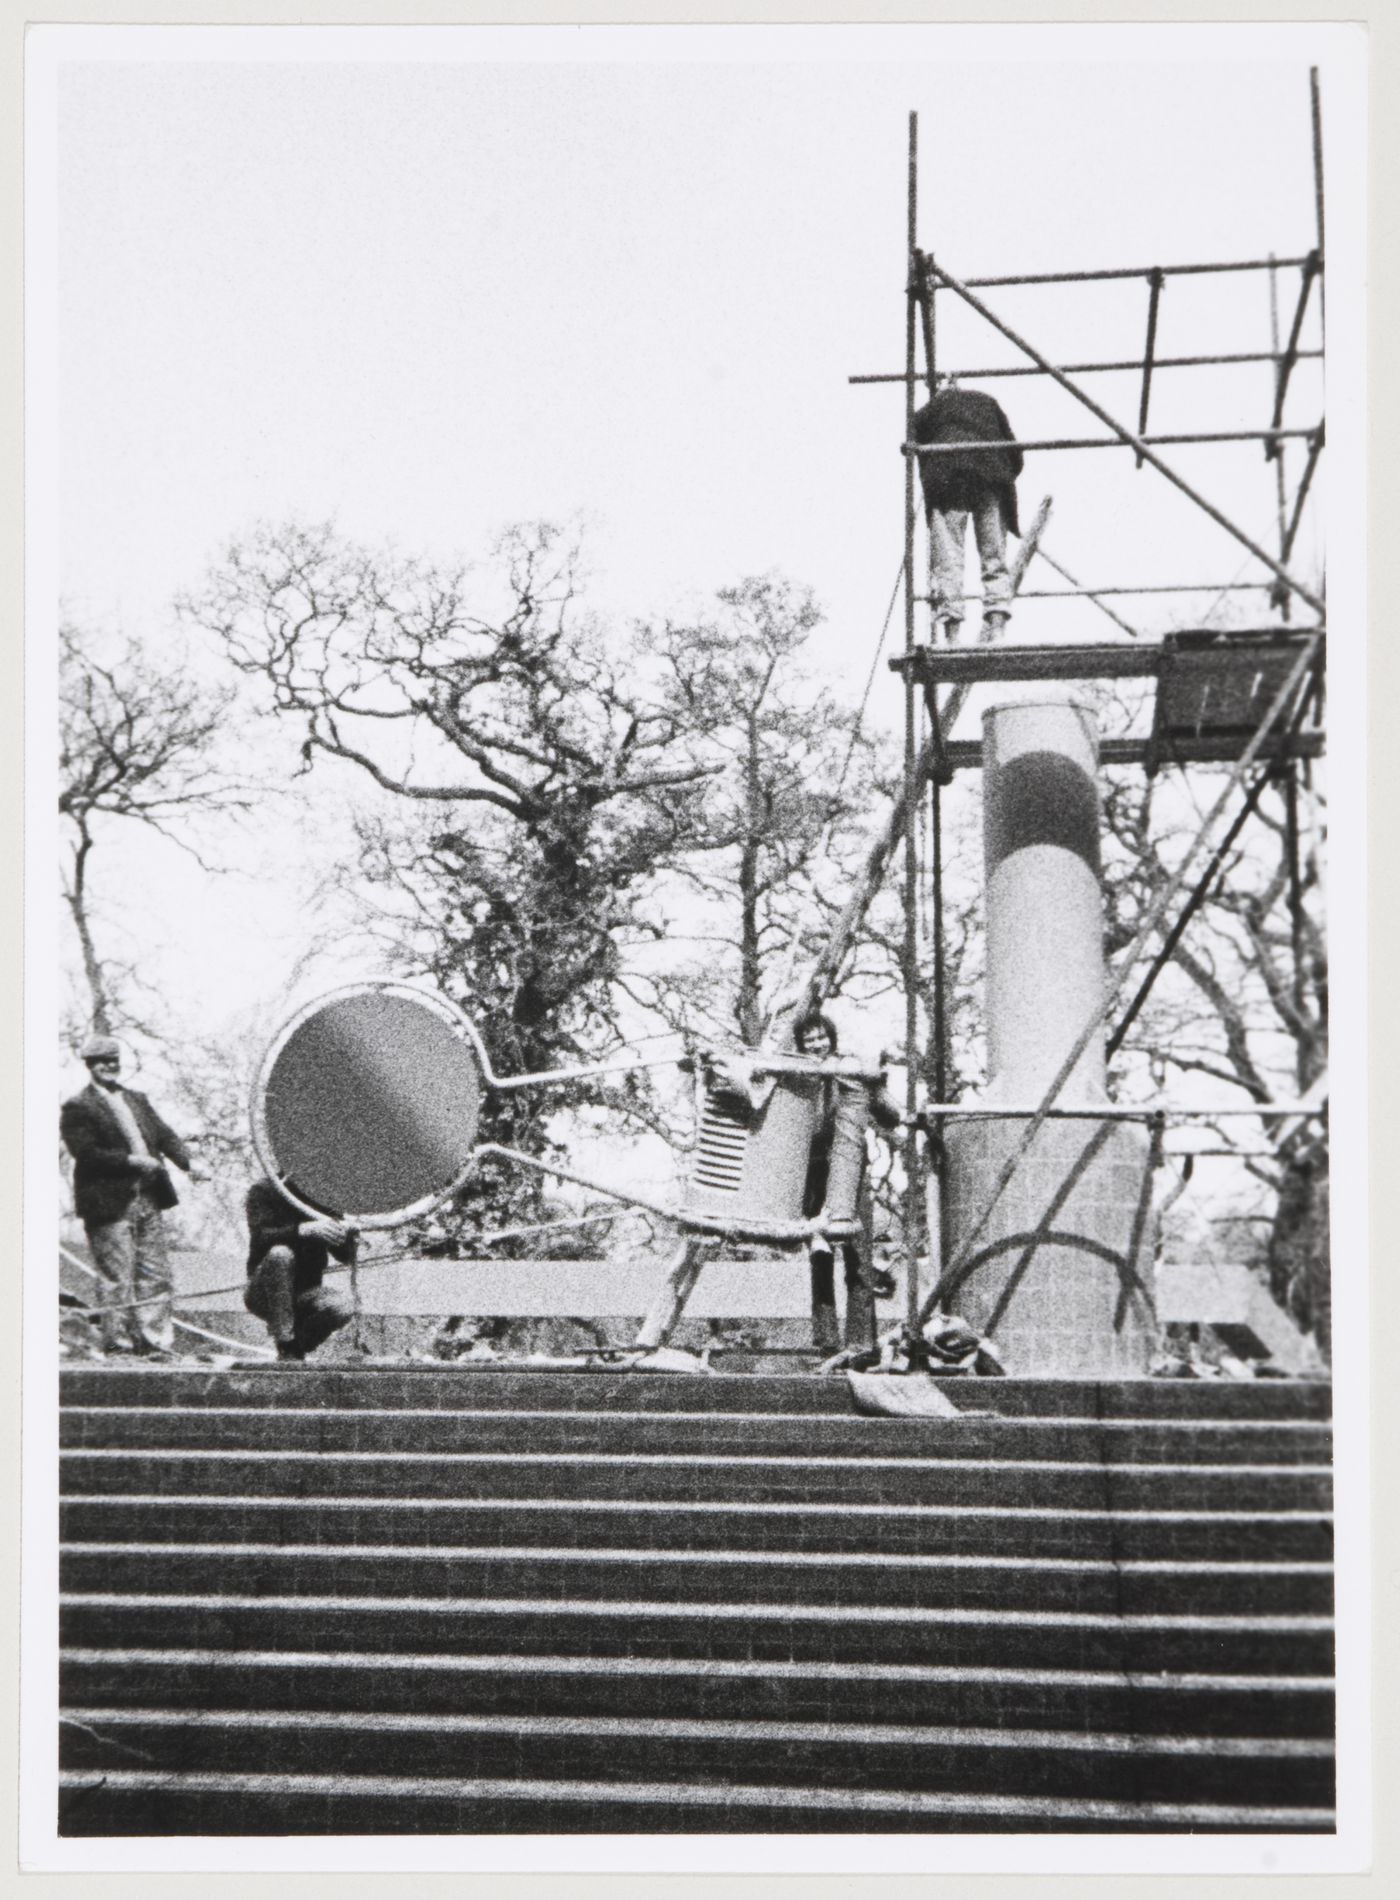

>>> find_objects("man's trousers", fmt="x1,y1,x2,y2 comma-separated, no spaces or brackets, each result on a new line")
929,494,1012,628
244,1246,354,1357
85,1190,174,1352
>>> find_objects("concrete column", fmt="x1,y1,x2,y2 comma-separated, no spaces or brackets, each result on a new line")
983,701,1107,1106
941,697,1157,1376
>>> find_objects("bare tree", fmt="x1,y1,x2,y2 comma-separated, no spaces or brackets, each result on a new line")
59,618,250,1035
184,519,719,1231
1101,763,1329,1350
639,575,892,1046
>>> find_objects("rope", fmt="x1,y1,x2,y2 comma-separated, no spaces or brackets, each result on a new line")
58,1201,634,1321
172,1317,276,1360
834,554,906,803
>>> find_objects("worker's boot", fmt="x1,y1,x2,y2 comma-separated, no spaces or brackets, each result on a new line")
982,609,1009,642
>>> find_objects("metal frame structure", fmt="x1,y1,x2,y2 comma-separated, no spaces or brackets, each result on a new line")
864,84,1329,1330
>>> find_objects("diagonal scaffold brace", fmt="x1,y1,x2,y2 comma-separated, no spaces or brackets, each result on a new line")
769,497,1053,1046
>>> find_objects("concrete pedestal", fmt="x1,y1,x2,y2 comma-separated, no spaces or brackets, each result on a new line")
942,1116,1157,1376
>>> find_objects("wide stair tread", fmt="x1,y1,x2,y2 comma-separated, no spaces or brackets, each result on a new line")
57,1368,1335,1835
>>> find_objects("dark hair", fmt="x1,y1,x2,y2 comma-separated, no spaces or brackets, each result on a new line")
795,1013,838,1054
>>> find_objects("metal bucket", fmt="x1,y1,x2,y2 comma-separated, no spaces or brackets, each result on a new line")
683,1063,823,1229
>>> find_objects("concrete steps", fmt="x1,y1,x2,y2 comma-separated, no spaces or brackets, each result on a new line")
58,1365,1335,1836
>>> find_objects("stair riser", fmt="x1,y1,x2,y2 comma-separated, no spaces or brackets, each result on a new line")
58,1717,1335,1807
60,1602,1335,1676
56,1781,1336,1836
57,1368,1336,1420
60,1455,1334,1512
59,1549,1336,1617
59,1497,1337,1562
61,1654,1338,1738
58,1411,1335,1466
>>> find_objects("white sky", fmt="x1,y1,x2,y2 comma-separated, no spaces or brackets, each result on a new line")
57,39,1327,657
38,25,1345,1059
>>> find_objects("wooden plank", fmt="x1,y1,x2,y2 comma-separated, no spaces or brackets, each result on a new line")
895,642,1164,685
893,630,1317,691
942,731,1324,770
167,1253,819,1319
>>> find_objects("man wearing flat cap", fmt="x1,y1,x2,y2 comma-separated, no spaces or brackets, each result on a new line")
60,1036,191,1355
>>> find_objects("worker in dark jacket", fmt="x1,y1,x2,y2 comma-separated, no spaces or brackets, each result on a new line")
797,1016,902,1356
244,1175,357,1362
60,1035,191,1354
912,381,1023,639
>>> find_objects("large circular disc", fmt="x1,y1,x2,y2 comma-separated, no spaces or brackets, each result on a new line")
255,985,486,1223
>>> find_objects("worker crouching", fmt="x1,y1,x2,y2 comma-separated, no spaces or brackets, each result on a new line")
244,1175,357,1363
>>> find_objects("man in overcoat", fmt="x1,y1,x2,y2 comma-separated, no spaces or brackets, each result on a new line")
60,1035,191,1354
912,380,1024,639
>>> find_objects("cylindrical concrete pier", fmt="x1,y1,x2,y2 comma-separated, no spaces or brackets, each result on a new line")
941,698,1157,1376
983,701,1107,1106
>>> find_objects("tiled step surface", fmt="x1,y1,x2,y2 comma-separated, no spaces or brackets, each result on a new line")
59,1705,1335,1806
59,1405,1335,1464
60,1494,1336,1562
57,1768,1336,1835
62,1647,1338,1737
57,1365,1336,1836
59,1365,1334,1417
60,1450,1332,1511
58,1542,1336,1615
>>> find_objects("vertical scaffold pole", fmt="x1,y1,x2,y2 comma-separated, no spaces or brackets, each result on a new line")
903,112,924,1338
1268,255,1291,622
919,242,948,1302
1310,67,1325,331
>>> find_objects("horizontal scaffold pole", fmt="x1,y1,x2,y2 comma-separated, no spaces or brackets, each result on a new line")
924,256,1326,618
851,349,1323,385
953,253,1322,288
1003,581,1272,599
906,428,1317,454
923,581,1274,602
915,1101,1328,1119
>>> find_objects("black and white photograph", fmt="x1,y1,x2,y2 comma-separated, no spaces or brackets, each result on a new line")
22,21,1370,1876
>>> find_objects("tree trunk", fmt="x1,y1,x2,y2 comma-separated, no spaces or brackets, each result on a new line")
1266,1147,1330,1361
64,833,113,1034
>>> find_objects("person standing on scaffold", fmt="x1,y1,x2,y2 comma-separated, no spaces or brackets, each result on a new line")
912,377,1023,642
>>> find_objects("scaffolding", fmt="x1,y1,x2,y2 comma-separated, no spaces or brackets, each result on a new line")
846,81,1328,1339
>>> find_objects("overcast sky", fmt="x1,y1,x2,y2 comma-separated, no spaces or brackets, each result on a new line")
33,23,1354,1058
53,33,1332,654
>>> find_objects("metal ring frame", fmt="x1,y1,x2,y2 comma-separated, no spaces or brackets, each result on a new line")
249,979,495,1231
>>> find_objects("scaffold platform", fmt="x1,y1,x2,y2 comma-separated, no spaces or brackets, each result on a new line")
892,628,1324,773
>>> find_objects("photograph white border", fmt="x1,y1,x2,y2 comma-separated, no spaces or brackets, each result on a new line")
18,14,1375,1882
